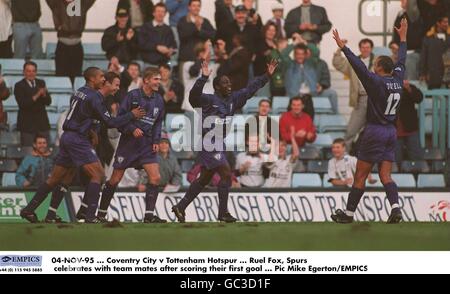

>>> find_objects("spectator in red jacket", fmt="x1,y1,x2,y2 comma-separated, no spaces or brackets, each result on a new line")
279,96,316,147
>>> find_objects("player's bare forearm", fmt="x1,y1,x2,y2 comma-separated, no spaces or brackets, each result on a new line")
331,179,347,186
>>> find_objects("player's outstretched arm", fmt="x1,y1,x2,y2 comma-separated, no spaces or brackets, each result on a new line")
333,29,375,87
189,60,211,108
393,18,408,79
93,93,145,129
233,59,279,110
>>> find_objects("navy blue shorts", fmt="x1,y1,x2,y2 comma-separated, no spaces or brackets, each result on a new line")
55,132,99,167
113,136,159,169
357,124,397,163
198,150,228,170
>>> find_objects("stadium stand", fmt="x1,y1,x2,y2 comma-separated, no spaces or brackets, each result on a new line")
292,173,322,188
417,174,446,188
1,172,16,187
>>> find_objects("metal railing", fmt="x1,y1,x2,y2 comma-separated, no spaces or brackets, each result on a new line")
418,89,450,154
358,0,400,46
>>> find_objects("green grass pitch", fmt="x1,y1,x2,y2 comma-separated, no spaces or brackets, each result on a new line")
1,222,449,251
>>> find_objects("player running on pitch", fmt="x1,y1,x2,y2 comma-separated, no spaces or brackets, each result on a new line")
330,18,408,224
172,59,278,223
94,67,166,223
20,68,145,223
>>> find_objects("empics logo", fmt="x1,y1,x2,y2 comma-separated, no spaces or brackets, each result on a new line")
429,200,450,221
0,193,28,220
0,255,42,267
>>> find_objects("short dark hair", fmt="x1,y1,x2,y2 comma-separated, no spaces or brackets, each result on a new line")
189,0,201,5
83,67,101,82
332,138,346,146
127,62,141,71
359,38,374,48
143,67,161,79
377,55,394,74
259,99,271,107
159,63,171,71
34,134,47,143
294,44,308,53
288,96,303,111
388,40,399,47
23,61,37,70
437,16,449,23
213,75,224,90
154,2,167,12
104,71,120,84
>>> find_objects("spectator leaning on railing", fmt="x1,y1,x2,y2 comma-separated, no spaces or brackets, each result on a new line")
16,135,54,188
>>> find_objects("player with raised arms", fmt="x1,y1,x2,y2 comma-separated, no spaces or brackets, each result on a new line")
172,59,278,223
330,18,408,224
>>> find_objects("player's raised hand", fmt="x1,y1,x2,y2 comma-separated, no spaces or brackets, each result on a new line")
132,106,146,119
133,128,144,138
201,60,212,77
394,17,408,42
332,29,346,49
266,59,279,76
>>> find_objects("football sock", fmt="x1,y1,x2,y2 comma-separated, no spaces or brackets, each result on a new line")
23,183,53,212
217,184,229,217
76,185,89,217
144,184,159,218
177,181,204,211
345,187,365,215
384,182,400,211
46,185,68,219
98,181,117,218
85,182,102,221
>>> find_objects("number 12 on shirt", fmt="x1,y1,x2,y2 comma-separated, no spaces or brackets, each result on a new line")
385,93,401,116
